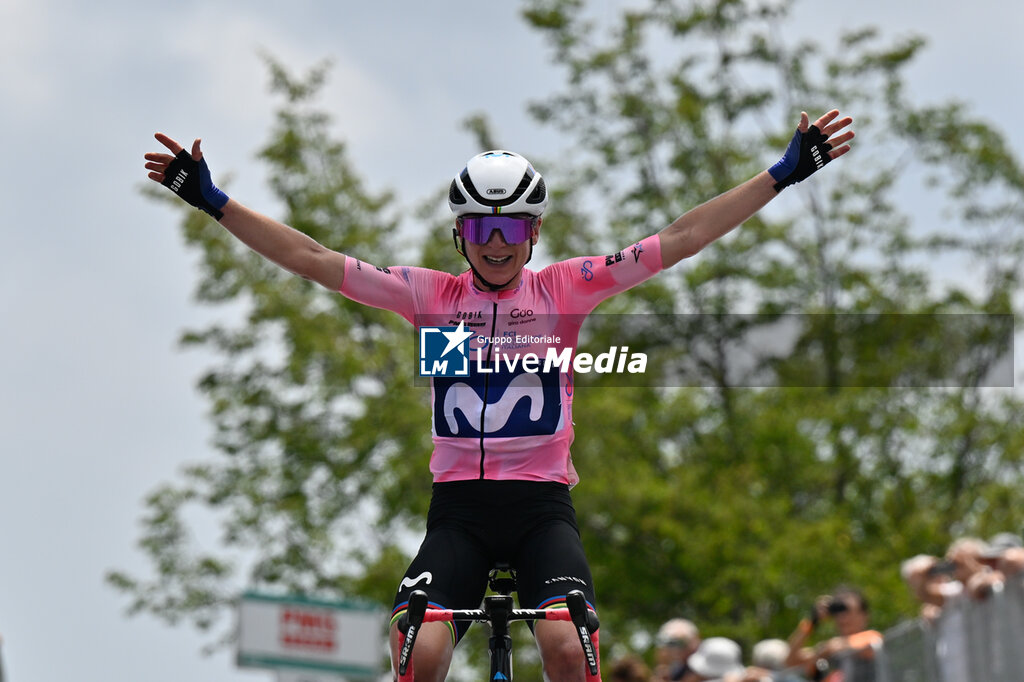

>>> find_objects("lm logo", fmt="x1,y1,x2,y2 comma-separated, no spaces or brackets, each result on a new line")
419,321,474,377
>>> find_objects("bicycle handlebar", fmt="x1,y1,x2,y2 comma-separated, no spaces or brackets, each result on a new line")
419,606,576,623
398,589,600,679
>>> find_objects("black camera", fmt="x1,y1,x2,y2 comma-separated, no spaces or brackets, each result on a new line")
926,559,957,576
810,596,851,625
826,598,848,615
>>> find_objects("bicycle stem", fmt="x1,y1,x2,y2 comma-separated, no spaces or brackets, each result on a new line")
485,594,514,682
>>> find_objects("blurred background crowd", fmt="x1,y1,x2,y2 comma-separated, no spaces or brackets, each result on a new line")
606,531,1024,682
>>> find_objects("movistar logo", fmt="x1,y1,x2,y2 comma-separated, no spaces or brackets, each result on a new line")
400,572,433,590
431,364,562,439
445,373,545,435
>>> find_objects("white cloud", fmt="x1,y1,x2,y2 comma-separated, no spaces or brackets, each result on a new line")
161,8,405,148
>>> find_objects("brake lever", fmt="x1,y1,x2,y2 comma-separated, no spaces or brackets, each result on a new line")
566,590,599,676
398,590,429,675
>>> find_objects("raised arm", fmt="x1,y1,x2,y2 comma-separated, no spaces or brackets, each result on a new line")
658,109,854,269
145,134,347,291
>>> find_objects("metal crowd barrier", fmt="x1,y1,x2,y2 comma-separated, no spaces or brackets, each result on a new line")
865,574,1024,682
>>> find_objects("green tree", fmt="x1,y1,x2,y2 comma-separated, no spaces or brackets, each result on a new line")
522,0,1024,652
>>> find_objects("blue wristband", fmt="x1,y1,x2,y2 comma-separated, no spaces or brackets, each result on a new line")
769,128,803,182
197,157,229,212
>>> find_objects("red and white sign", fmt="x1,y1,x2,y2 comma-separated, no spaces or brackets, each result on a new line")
279,606,338,652
238,593,384,678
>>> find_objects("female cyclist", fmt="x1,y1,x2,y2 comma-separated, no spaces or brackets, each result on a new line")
145,109,853,682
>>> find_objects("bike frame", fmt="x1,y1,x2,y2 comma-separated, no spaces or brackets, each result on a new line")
397,566,600,682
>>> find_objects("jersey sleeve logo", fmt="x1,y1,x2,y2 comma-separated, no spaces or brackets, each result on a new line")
631,241,644,262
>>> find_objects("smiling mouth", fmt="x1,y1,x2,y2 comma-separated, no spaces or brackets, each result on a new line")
483,255,513,265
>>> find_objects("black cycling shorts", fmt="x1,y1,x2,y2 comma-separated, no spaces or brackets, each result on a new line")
391,479,596,642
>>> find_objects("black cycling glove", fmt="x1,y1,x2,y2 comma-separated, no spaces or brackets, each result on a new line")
160,150,230,219
768,124,833,192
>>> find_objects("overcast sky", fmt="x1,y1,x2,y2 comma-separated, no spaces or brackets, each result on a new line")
1,1,1022,681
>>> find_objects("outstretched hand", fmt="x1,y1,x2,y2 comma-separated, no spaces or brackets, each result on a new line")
145,134,204,183
144,133,229,219
769,109,854,192
800,109,854,160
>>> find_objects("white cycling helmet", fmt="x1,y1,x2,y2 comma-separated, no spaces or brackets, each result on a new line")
448,150,548,217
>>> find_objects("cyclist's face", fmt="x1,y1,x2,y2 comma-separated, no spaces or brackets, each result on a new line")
460,217,540,290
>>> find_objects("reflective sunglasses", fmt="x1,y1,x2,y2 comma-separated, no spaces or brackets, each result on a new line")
459,215,536,245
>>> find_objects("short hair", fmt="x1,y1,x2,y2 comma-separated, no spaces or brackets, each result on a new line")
900,554,936,582
832,585,870,612
656,618,699,645
946,536,990,559
752,639,790,670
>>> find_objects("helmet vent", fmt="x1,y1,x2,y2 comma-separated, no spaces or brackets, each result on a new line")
526,177,547,205
511,167,535,200
448,180,466,205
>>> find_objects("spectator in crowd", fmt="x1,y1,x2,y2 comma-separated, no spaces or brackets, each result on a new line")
903,535,1022,613
652,618,701,682
610,654,651,682
984,532,1024,576
750,639,788,671
703,638,792,682
745,638,805,682
902,538,999,682
947,536,1004,600
680,637,746,682
985,531,1021,554
900,534,1024,682
785,586,881,681
900,553,952,623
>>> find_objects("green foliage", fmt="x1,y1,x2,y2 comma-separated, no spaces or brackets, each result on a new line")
111,2,1024,676
520,0,1024,657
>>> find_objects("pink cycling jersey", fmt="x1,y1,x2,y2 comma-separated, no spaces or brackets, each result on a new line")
340,234,662,486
